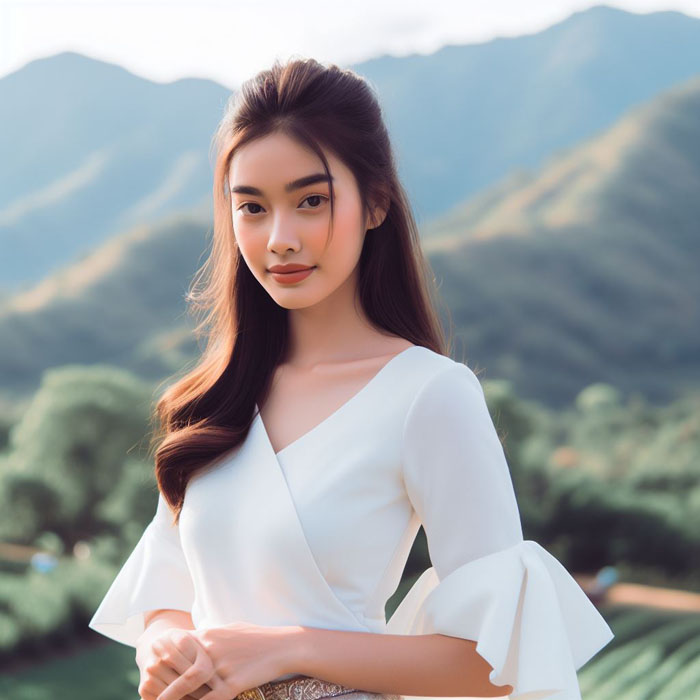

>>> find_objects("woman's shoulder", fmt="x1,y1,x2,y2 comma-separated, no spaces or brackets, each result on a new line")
405,345,475,382
403,347,484,412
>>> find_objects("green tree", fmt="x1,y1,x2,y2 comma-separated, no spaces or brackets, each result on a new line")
1,364,154,546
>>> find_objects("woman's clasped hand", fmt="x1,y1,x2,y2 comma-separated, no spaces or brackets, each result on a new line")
135,621,296,700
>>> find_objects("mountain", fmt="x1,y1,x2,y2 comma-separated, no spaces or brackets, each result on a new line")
4,5,700,292
356,4,700,222
0,212,207,402
421,72,700,406
0,51,223,290
2,72,699,407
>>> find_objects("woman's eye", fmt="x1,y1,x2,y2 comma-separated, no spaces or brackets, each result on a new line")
299,194,328,209
238,195,327,216
239,202,265,215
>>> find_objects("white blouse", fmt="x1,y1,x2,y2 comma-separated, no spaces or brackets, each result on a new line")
88,345,614,700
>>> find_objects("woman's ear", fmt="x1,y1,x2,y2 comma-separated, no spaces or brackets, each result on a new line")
365,191,390,230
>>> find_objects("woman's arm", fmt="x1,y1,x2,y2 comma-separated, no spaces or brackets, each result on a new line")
143,609,195,631
290,626,513,698
137,609,195,648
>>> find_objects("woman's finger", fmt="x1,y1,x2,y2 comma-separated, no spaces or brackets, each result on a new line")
159,633,218,699
157,638,223,700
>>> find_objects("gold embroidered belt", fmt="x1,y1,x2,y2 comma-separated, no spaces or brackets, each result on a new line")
235,675,375,700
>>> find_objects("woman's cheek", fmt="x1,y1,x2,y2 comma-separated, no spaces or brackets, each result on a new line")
237,238,265,282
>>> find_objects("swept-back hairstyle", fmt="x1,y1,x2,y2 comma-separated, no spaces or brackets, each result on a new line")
150,56,452,523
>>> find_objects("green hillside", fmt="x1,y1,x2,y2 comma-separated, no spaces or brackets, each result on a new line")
2,73,700,408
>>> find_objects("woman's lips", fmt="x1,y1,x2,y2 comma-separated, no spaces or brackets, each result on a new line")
269,266,316,284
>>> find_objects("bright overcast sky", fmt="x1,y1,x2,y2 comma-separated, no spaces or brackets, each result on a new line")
2,0,699,89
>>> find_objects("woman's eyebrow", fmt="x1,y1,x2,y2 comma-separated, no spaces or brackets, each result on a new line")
231,173,334,196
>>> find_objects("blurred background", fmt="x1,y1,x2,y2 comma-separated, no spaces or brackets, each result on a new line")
1,1,699,697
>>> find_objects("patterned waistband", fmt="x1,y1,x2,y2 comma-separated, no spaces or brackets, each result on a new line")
236,675,363,700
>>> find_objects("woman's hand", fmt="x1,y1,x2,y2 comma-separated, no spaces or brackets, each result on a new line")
155,621,297,700
135,625,220,700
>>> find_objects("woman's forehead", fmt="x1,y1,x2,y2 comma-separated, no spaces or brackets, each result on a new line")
233,131,342,169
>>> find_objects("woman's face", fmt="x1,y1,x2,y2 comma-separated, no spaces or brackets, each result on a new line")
229,131,382,310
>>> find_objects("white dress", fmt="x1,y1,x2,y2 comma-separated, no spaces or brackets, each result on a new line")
88,345,614,700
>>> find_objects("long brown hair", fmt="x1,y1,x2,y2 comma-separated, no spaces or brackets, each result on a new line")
150,56,452,524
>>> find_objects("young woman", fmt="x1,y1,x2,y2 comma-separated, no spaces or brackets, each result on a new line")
89,57,614,700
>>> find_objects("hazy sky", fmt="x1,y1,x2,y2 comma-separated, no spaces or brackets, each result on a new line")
2,0,699,89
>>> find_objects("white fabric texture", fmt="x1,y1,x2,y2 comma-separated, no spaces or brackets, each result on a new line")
89,489,195,647
88,346,613,699
388,362,614,700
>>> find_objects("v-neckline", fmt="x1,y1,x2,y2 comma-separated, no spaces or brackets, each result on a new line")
255,344,424,458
